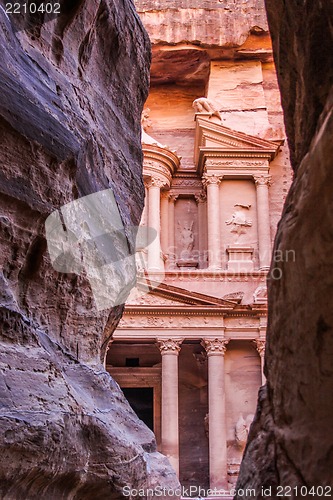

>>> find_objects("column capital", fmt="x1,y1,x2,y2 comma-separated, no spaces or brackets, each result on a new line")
168,193,179,203
253,174,272,186
195,191,207,204
202,173,223,187
157,338,182,355
160,191,170,201
146,176,167,189
201,338,229,356
254,339,266,357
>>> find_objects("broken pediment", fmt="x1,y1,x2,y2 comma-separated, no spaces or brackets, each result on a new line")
194,114,282,173
125,278,236,309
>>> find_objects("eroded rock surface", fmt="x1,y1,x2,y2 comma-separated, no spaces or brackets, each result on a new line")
134,0,268,47
236,1,333,497
0,1,179,498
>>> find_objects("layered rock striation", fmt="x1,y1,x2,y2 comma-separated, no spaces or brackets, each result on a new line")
236,1,333,496
135,0,268,47
0,1,178,498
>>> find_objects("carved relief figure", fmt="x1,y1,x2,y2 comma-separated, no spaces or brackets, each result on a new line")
235,413,254,448
141,108,167,148
192,97,222,121
141,107,152,132
253,285,268,304
178,220,195,253
225,204,252,240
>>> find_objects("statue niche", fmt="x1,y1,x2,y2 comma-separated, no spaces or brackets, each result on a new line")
176,220,198,269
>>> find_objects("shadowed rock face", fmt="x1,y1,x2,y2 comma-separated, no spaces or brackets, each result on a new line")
236,1,333,497
0,1,179,498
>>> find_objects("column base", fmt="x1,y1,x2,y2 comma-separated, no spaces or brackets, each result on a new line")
226,246,254,272
147,266,164,272
176,259,198,269
207,265,223,271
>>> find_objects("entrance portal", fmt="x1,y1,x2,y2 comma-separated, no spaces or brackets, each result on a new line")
122,387,154,431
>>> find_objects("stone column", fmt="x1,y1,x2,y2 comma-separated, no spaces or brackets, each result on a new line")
202,174,222,270
168,195,178,269
157,338,182,476
254,339,266,385
201,338,229,489
147,177,165,271
254,175,272,270
141,183,149,227
160,192,169,258
137,182,149,255
195,191,207,268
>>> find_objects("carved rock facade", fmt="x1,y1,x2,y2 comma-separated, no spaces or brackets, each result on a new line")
107,0,292,491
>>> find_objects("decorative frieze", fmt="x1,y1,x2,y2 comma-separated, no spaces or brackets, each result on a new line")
205,159,268,168
119,315,224,329
171,179,202,187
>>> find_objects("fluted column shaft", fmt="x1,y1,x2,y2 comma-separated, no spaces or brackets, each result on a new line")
141,184,148,227
203,174,222,270
195,191,207,268
201,338,229,489
168,195,178,269
254,175,272,269
147,178,164,271
157,339,182,476
160,192,169,257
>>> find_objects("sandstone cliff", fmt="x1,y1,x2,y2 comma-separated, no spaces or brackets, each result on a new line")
135,0,268,47
236,1,333,496
0,1,178,498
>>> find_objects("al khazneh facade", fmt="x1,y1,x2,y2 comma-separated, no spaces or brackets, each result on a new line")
106,1,292,490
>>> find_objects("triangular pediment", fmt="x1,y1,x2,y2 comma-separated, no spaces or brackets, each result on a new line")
194,115,281,170
125,278,237,309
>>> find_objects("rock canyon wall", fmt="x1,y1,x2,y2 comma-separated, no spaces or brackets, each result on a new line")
0,1,179,498
236,1,333,497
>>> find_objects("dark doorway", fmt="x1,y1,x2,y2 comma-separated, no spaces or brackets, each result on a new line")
122,387,154,431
